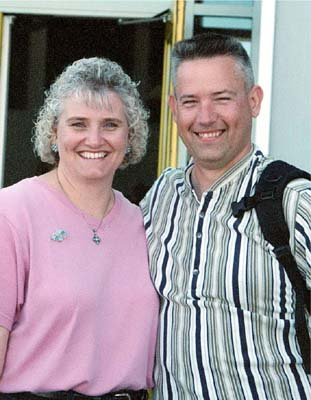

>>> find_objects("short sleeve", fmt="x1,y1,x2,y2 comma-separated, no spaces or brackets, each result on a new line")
139,168,173,221
284,180,311,290
294,189,311,290
0,215,25,331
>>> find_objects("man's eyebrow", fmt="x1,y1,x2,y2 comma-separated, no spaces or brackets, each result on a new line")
212,90,237,96
178,90,237,101
178,94,196,101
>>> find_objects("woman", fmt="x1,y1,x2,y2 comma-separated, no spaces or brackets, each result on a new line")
0,57,158,400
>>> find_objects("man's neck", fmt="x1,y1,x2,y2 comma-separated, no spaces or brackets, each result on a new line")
190,146,254,199
191,165,223,199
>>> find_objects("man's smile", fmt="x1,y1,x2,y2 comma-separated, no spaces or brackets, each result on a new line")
193,129,225,139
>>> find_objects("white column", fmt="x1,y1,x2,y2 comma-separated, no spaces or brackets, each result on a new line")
253,0,276,156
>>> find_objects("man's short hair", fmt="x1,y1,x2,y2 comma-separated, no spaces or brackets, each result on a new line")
172,32,254,92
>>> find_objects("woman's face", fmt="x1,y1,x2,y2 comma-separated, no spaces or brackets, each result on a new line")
54,91,129,185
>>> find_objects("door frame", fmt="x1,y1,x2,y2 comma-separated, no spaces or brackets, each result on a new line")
0,0,173,18
0,0,175,186
0,14,13,187
0,0,275,183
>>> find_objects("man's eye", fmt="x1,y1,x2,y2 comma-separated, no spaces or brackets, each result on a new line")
181,100,197,106
216,97,231,102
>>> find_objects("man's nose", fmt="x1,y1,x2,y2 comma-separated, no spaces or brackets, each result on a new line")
197,101,217,125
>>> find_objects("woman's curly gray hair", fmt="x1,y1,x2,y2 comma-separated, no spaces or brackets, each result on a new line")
33,57,149,169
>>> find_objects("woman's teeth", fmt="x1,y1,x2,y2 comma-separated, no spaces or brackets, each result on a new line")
80,152,107,159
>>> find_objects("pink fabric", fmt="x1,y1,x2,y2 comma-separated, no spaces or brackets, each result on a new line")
0,177,158,395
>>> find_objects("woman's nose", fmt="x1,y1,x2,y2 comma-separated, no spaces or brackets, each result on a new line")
85,127,105,146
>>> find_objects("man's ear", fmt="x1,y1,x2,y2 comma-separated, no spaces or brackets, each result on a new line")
168,94,178,122
249,85,264,117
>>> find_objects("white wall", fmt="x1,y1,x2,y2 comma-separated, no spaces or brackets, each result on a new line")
269,0,311,171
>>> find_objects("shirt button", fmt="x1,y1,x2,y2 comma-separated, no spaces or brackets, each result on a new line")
197,232,202,239
199,212,204,218
193,269,199,275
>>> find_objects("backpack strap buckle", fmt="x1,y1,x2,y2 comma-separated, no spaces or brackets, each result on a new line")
259,189,277,200
273,244,292,261
232,188,278,219
231,196,257,218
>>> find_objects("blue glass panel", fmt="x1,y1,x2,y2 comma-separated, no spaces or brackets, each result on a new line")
195,0,253,6
201,16,252,30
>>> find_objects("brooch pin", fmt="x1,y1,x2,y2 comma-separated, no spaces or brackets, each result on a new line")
51,229,68,242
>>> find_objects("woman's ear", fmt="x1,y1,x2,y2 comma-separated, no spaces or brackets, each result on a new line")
50,127,58,152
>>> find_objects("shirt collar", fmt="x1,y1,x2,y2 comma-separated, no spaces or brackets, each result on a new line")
184,144,264,195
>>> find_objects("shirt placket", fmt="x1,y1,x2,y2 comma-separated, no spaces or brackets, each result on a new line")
189,191,213,298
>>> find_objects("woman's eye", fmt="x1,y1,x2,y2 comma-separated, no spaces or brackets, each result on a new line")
71,122,86,128
104,122,118,129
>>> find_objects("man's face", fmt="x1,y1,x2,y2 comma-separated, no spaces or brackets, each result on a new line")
169,56,263,174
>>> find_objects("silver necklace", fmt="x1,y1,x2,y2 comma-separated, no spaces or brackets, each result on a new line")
90,219,105,245
56,171,112,245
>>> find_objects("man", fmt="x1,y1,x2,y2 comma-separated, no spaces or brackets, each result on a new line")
141,32,311,399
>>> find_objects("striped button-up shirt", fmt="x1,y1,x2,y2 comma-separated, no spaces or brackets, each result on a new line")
141,147,311,399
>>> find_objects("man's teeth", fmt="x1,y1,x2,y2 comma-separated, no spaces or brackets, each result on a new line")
80,152,106,159
198,131,222,138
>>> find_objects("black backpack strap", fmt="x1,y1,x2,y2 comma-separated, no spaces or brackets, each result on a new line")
232,160,311,372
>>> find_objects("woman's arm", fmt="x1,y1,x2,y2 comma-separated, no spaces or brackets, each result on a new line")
0,326,9,377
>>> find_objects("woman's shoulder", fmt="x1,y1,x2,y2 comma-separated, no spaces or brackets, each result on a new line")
113,190,142,218
0,177,36,199
114,189,139,208
0,177,45,214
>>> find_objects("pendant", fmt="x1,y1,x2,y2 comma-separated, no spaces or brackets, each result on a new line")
92,229,101,245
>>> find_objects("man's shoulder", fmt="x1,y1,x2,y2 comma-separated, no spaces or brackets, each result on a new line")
253,156,310,187
140,166,189,212
284,178,311,206
255,159,311,212
258,159,311,194
150,166,188,191
160,166,187,179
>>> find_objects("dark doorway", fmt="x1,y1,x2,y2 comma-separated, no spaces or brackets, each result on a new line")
5,14,164,203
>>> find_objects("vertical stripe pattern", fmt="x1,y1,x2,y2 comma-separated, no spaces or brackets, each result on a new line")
141,148,311,399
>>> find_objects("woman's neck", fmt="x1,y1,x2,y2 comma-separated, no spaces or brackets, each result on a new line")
42,168,114,219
